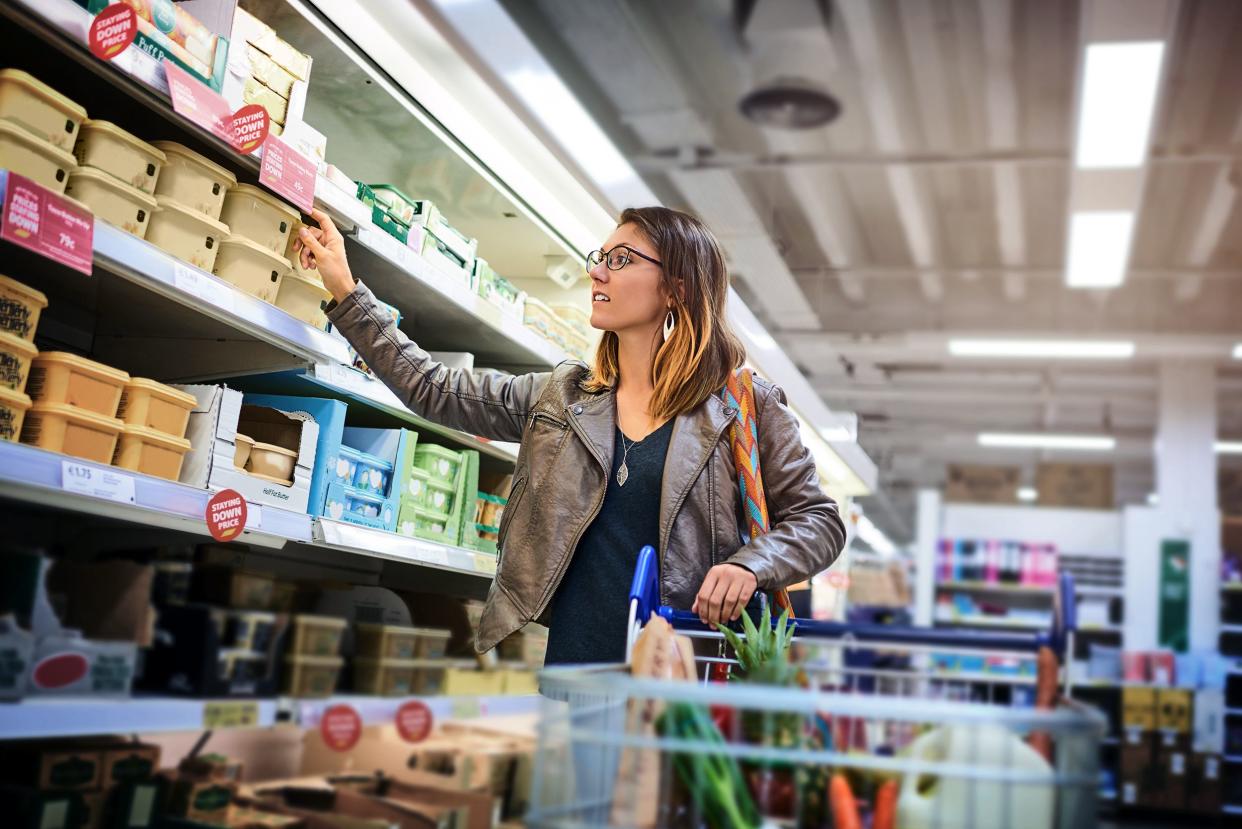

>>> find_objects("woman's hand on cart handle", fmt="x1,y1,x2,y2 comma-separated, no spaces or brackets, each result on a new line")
692,563,758,625
297,208,356,302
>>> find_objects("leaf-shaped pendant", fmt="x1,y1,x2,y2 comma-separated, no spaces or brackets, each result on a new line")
616,461,629,487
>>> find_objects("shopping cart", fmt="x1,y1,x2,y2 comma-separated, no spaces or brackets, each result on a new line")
529,546,1106,829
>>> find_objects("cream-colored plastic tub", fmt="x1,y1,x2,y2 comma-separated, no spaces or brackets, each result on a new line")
112,424,192,481
65,167,156,238
220,184,298,253
26,352,130,417
117,378,197,438
0,274,48,342
151,141,236,220
147,196,229,271
213,236,289,303
0,386,31,443
0,69,87,151
283,655,342,698
0,120,76,193
353,657,419,697
21,402,122,464
246,441,296,480
287,614,347,657
0,330,38,392
274,272,330,327
233,434,255,469
74,120,166,194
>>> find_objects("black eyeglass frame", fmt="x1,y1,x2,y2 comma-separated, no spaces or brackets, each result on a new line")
586,244,664,270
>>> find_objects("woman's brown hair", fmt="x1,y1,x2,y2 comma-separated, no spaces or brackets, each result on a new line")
583,207,746,419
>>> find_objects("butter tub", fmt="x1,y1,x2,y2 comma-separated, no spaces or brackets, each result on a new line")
213,236,290,304
0,69,87,151
146,196,229,272
220,184,298,254
0,274,48,341
74,120,166,194
65,167,156,238
151,141,236,220
117,378,197,438
26,352,130,417
274,272,331,327
112,424,192,481
0,386,31,443
0,330,38,392
21,402,122,464
0,120,77,193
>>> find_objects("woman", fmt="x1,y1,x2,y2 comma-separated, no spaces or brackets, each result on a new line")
298,205,846,663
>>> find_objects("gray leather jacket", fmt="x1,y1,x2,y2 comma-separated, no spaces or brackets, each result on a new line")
327,282,847,652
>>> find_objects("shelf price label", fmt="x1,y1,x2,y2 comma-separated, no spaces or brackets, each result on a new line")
259,135,316,213
173,263,235,312
165,62,236,147
203,700,259,729
61,461,136,504
2,172,94,276
449,698,483,720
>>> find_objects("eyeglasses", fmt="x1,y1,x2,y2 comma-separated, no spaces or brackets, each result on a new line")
586,244,663,271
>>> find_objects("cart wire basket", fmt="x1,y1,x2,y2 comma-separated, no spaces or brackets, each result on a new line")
529,546,1106,829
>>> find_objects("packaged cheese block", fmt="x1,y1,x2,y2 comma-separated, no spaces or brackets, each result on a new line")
244,43,297,100
242,77,288,127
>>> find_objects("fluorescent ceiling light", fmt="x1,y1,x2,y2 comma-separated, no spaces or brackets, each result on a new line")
1017,487,1038,502
1075,42,1166,169
505,68,634,188
949,339,1135,359
1233,344,1242,359
1147,492,1159,506
853,510,897,557
1066,211,1135,288
1217,441,1242,455
820,426,854,442
978,432,1117,451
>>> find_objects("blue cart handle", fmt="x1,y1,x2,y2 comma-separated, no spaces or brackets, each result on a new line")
629,546,1077,658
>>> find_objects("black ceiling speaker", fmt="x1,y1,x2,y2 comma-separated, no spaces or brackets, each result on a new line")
739,78,841,130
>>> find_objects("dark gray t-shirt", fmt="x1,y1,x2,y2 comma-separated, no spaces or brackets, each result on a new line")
544,418,675,665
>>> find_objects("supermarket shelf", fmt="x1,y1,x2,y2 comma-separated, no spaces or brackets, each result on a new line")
1099,788,1117,801
936,581,1055,596
0,696,281,740
1222,582,1242,592
1075,585,1125,597
288,693,539,729
1079,622,1123,633
314,519,497,579
1226,708,1242,715
1102,736,1120,746
347,224,570,372
1226,754,1242,763
1226,804,1242,815
1222,624,1242,634
929,671,1037,686
0,441,312,547
304,364,520,463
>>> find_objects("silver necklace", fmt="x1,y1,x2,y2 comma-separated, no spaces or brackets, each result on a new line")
617,431,637,486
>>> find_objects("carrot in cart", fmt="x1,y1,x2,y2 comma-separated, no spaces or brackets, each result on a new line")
829,773,861,829
872,779,898,829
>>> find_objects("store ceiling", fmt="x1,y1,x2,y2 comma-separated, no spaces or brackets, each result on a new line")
483,0,1242,542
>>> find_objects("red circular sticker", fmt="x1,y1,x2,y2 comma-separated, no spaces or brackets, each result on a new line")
32,652,89,690
88,4,137,61
395,701,434,743
231,104,270,154
206,489,248,542
321,704,362,752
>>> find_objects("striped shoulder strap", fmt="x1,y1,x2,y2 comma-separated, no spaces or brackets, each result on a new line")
720,368,792,612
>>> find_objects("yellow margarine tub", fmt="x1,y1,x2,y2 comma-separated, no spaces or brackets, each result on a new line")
0,69,87,151
26,352,130,417
0,330,38,393
0,386,31,443
220,184,298,254
117,378,197,439
213,235,289,303
112,423,192,481
65,167,156,238
74,120,166,194
146,196,230,272
21,402,122,464
0,120,77,193
0,274,48,342
151,141,236,220
274,271,331,327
